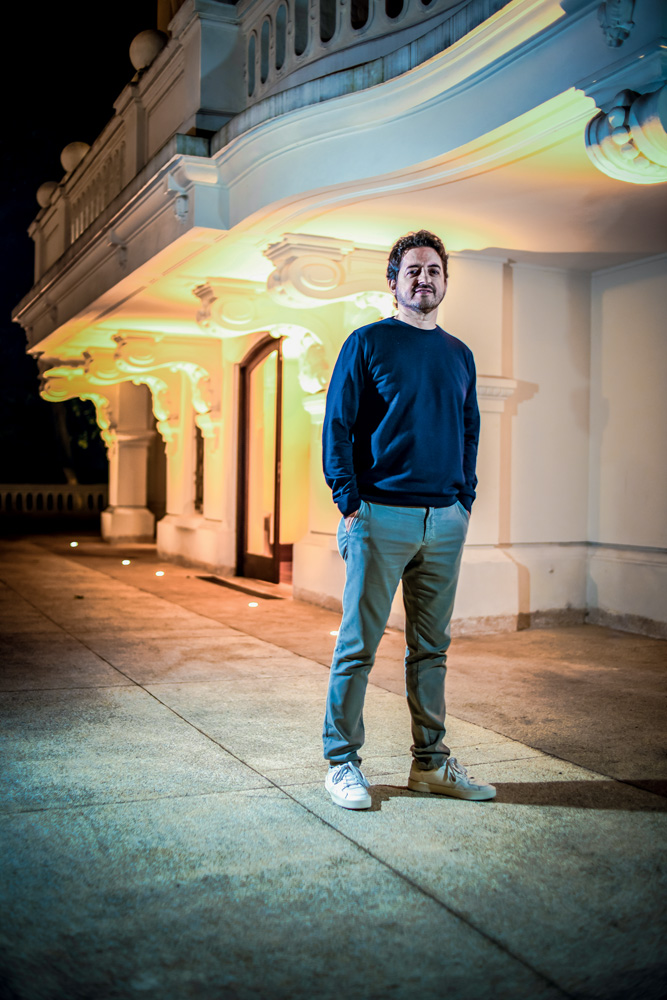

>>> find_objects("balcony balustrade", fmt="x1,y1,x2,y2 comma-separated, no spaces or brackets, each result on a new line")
240,0,503,103
69,141,125,246
0,485,108,517
29,114,130,279
25,0,508,284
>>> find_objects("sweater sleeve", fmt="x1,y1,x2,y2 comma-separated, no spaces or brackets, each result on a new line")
322,331,366,516
457,352,480,512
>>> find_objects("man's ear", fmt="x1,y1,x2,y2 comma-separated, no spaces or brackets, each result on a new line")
388,279,396,293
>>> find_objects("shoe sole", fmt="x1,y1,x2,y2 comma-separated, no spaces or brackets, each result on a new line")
407,777,496,801
327,789,372,810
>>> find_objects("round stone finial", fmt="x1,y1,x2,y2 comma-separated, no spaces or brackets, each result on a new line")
129,30,168,71
36,181,58,208
60,142,91,173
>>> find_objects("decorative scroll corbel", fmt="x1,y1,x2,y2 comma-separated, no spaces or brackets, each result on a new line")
265,244,348,308
107,230,128,269
352,291,395,319
80,349,181,453
193,283,218,331
110,334,221,453
264,235,388,309
40,366,118,451
192,281,262,335
586,85,667,184
597,0,635,48
139,372,182,455
166,173,189,223
276,326,330,394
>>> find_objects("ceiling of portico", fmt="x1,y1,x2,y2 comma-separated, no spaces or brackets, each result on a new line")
240,125,667,271
124,125,667,323
301,146,665,263
34,95,667,358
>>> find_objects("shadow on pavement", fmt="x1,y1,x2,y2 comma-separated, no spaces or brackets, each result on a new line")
370,781,667,811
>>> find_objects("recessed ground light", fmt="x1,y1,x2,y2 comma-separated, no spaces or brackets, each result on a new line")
248,601,258,607
70,541,78,548
155,571,165,577
121,559,130,566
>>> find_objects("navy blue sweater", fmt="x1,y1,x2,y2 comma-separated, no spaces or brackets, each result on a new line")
323,317,480,516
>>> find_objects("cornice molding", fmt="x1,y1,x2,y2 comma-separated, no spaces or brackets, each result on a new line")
477,374,518,412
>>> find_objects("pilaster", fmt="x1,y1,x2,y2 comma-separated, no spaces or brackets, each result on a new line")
467,375,517,548
101,382,156,543
292,393,347,611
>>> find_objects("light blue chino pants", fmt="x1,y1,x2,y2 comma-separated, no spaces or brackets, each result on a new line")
323,499,469,769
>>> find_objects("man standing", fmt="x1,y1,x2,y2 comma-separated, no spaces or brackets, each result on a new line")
322,230,496,809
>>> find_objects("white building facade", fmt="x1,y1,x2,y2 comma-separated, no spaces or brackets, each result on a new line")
13,0,667,636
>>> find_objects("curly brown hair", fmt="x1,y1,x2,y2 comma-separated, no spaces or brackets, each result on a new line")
386,230,449,284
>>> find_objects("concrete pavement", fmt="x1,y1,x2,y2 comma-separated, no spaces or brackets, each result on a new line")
1,534,666,1000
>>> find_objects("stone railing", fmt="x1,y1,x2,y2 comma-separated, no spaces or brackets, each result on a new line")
0,485,108,517
26,0,509,281
239,0,506,103
30,114,130,279
69,139,126,245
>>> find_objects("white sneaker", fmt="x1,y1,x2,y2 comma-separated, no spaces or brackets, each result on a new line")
325,762,372,810
408,756,496,801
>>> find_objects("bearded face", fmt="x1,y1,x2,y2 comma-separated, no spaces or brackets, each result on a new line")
391,247,447,317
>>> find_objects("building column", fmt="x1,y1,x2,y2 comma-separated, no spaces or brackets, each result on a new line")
466,376,518,548
101,382,156,543
292,394,347,609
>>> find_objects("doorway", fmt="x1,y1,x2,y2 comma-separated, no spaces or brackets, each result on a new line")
237,337,292,583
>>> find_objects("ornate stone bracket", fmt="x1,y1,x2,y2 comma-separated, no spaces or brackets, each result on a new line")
597,0,635,48
166,174,189,223
192,281,266,336
275,326,330,394
193,279,334,342
190,282,332,392
107,230,128,269
193,283,218,330
137,371,182,454
75,348,178,450
165,160,218,225
586,85,667,184
352,291,394,318
40,368,118,452
112,334,222,451
40,332,223,457
264,234,389,309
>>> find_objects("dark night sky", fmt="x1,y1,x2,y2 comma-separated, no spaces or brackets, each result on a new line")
0,1,157,482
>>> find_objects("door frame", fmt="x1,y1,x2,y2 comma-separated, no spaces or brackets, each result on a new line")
236,336,283,583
